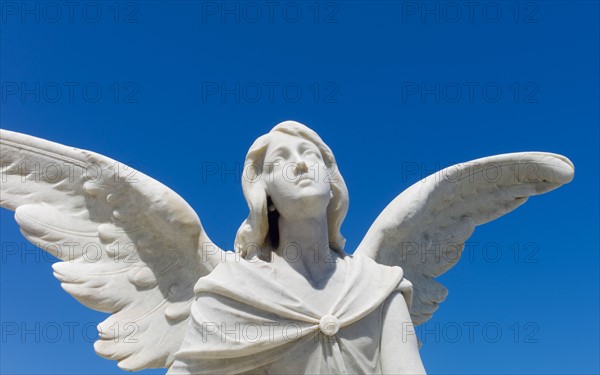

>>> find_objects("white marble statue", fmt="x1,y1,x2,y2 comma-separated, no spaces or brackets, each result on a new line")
0,121,574,374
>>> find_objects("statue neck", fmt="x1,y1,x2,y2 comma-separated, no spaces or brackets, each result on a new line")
274,214,337,281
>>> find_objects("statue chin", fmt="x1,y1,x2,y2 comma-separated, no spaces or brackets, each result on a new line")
271,191,331,219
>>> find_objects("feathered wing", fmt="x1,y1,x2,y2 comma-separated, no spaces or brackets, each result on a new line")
355,152,574,325
0,129,225,370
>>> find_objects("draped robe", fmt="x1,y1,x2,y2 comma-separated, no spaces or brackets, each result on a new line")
169,254,413,374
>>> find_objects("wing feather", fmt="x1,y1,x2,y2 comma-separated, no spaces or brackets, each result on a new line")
356,152,574,325
0,129,224,370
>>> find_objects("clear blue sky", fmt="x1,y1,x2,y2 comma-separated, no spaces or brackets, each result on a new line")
1,1,598,374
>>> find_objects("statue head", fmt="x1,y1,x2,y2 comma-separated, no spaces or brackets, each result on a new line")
234,121,349,259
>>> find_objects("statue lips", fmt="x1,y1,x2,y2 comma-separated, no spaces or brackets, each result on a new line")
296,174,315,185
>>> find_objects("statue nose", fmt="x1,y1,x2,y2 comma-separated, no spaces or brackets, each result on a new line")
295,160,308,175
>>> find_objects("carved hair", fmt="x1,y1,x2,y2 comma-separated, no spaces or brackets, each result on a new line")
234,121,349,258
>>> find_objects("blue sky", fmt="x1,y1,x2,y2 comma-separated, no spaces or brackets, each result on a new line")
1,1,598,374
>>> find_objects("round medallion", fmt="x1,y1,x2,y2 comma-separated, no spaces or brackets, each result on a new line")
319,314,340,336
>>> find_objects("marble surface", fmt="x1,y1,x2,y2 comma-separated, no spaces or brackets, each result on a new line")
0,121,574,374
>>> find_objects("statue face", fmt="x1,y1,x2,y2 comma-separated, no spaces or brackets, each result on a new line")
262,132,332,219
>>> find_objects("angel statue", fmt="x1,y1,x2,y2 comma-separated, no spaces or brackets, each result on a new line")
0,121,574,374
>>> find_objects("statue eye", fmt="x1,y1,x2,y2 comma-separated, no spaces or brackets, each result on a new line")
266,151,287,164
271,156,285,165
303,149,320,159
